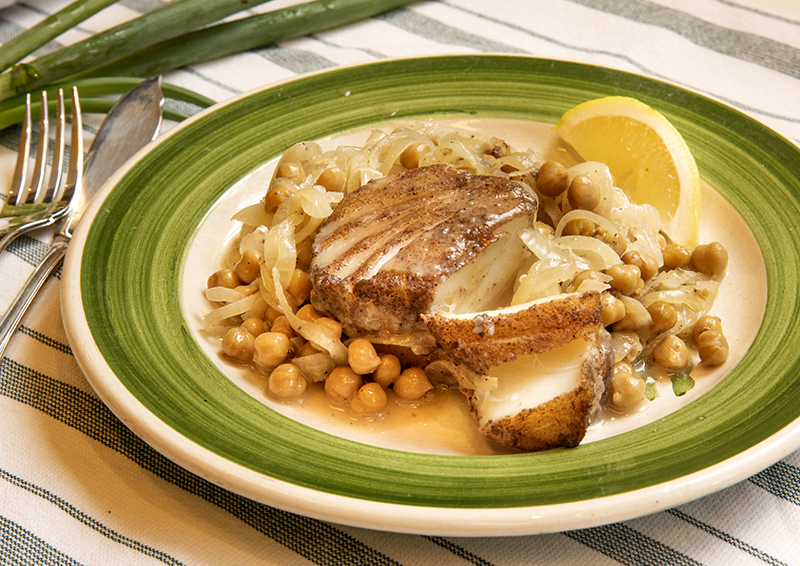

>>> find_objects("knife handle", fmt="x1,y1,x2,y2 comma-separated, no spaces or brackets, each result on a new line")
0,240,68,359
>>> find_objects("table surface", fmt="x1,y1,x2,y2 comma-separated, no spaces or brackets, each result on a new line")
1,1,799,565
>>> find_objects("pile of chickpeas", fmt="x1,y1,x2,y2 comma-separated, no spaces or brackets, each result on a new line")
207,161,436,416
207,284,436,414
209,154,732,419
536,160,731,412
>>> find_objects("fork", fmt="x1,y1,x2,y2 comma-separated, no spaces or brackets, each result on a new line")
0,89,75,254
0,87,81,359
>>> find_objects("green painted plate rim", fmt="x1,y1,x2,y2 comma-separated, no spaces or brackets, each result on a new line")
61,55,800,536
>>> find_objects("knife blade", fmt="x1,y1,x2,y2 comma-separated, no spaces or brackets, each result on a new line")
0,77,165,359
66,76,165,239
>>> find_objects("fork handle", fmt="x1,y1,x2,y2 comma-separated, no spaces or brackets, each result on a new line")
0,214,62,255
0,240,68,359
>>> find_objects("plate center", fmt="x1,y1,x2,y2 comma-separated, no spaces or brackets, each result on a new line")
182,117,767,455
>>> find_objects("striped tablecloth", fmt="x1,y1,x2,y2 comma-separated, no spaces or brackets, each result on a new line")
2,1,799,564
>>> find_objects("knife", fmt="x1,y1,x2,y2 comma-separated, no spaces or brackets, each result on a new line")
0,77,165,359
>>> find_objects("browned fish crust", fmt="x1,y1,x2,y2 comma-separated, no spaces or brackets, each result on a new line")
311,164,538,336
422,292,603,375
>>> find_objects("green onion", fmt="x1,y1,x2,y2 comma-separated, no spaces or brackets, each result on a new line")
31,0,416,89
0,0,278,99
0,0,120,72
0,0,418,128
0,78,206,130
670,372,695,397
0,95,189,132
645,377,659,401
0,77,215,113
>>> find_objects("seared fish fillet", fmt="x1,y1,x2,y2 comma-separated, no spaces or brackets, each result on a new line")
310,164,610,451
423,292,613,451
311,164,538,338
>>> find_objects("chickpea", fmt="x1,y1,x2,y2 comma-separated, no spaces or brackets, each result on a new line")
325,366,363,403
622,250,658,281
562,218,595,236
653,335,690,372
350,382,388,414
296,304,322,323
207,268,241,289
393,367,433,401
275,162,305,184
606,264,642,296
234,249,262,284
609,368,645,411
697,330,729,366
221,327,255,362
692,242,728,279
271,316,297,339
647,300,677,333
314,317,343,341
601,293,626,327
316,167,345,192
264,183,292,211
613,297,652,331
373,354,402,387
264,303,283,325
242,317,267,338
616,360,635,374
253,331,293,368
348,338,381,375
399,143,431,169
567,174,600,211
234,284,259,298
296,341,320,357
594,227,627,257
268,363,307,399
693,315,723,342
536,161,569,197
662,243,693,270
287,268,312,305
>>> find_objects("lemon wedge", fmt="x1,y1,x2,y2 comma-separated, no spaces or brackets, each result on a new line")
554,96,701,246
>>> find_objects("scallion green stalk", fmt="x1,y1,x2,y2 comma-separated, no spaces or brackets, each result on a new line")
0,78,208,130
0,77,215,114
0,0,277,100
0,0,122,73
0,98,187,131
0,0,419,128
69,0,417,81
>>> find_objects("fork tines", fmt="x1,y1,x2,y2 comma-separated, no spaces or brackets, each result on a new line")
7,89,70,208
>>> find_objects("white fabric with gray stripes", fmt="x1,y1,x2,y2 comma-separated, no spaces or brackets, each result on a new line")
1,0,799,564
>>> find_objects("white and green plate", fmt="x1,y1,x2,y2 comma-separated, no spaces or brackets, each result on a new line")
61,56,800,536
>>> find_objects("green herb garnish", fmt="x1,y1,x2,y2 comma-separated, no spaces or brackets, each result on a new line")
671,372,695,396
645,377,659,401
